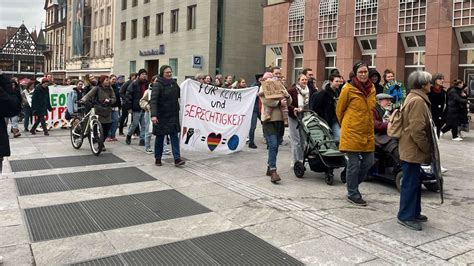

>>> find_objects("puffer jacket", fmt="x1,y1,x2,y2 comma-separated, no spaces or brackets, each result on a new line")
336,82,376,152
399,89,433,164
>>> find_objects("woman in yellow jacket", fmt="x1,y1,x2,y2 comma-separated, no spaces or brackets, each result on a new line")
336,62,376,206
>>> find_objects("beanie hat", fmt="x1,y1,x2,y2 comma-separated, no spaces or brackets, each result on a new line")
262,72,273,81
159,65,171,77
138,68,147,76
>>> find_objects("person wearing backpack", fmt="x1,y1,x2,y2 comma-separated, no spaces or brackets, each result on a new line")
397,70,434,231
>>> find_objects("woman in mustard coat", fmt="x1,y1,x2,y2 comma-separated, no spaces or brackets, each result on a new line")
336,62,376,206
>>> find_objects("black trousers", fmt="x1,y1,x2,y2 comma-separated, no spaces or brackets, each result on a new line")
31,116,48,133
441,124,459,138
101,123,112,142
119,107,128,132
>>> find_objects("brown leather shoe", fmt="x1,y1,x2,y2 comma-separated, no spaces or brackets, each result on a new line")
155,159,162,166
270,170,281,183
174,158,185,167
266,167,271,176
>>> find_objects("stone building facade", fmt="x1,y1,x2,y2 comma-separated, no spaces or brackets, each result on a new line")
113,0,265,83
44,0,67,82
263,0,474,89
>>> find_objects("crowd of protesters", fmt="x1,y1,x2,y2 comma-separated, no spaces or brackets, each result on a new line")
2,61,472,231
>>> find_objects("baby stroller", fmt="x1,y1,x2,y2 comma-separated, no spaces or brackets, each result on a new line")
293,110,347,185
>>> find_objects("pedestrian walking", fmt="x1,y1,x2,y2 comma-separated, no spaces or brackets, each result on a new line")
428,73,447,138
151,65,185,167
118,73,137,135
107,75,121,141
8,80,21,138
441,79,468,141
287,74,309,168
397,70,433,231
30,79,52,136
125,69,148,146
21,81,35,132
248,73,263,149
336,62,376,206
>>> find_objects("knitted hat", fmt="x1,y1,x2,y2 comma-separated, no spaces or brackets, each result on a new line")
262,72,273,81
137,68,147,76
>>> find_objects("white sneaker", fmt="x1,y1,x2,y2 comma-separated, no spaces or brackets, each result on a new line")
440,132,444,138
452,137,463,141
163,148,172,155
145,148,153,154
441,166,448,173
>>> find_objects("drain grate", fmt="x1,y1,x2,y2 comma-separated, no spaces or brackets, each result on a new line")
24,190,210,242
132,190,212,220
15,167,156,196
81,196,161,231
25,203,100,242
10,158,50,172
10,154,124,172
71,229,302,265
71,255,124,266
15,175,68,196
191,229,303,265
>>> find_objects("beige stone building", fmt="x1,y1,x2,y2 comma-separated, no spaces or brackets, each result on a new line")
113,0,265,83
44,0,67,82
65,0,115,79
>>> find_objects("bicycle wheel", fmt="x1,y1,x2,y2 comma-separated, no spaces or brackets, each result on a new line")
70,118,83,149
89,119,104,156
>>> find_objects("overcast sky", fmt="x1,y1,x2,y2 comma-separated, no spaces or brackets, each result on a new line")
0,0,45,31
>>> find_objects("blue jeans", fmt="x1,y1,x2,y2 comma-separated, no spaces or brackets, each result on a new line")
346,152,374,198
23,106,32,130
155,132,180,160
248,110,259,144
144,111,152,150
108,110,119,138
265,134,282,170
127,111,145,141
398,161,422,221
9,116,19,129
331,122,340,142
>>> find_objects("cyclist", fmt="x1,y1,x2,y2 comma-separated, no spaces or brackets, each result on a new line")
80,75,116,151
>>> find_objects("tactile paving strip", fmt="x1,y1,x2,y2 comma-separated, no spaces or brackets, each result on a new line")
132,190,212,220
71,229,302,265
15,167,156,196
10,153,124,172
24,190,210,242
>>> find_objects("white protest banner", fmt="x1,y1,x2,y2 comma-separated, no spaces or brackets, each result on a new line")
180,79,258,154
32,85,74,129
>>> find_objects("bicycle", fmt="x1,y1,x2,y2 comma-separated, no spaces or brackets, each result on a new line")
70,102,104,156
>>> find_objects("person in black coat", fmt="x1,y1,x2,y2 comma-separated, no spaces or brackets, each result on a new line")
427,73,447,138
118,72,137,135
0,72,22,171
441,79,468,140
311,74,344,142
369,69,384,95
125,69,148,145
150,65,184,167
107,75,122,141
30,79,52,135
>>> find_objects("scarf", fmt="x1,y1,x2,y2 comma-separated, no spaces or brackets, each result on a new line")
351,76,373,97
431,85,442,94
159,76,173,86
295,84,309,109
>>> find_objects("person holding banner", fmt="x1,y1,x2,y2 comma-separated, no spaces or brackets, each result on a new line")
259,74,292,183
151,65,185,167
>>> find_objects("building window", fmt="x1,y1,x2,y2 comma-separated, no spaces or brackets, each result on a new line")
121,0,127,10
131,19,137,39
266,46,283,69
318,0,339,40
291,44,304,83
401,33,426,52
130,61,136,73
357,37,377,68
355,0,378,36
453,0,474,27
187,5,197,30
106,6,112,25
169,58,178,78
132,0,137,7
171,9,179,33
106,38,110,55
399,0,426,32
121,22,126,40
94,11,99,28
288,0,305,43
156,13,164,35
144,0,149,3
93,41,97,57
99,40,103,56
143,16,150,37
100,9,105,27
321,40,337,79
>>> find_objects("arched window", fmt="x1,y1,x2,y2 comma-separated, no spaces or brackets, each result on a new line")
319,0,339,40
354,0,378,36
288,0,305,43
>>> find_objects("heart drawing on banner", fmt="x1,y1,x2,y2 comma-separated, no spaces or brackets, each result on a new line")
207,133,222,151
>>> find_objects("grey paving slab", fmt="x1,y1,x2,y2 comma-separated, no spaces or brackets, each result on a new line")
132,190,211,220
192,191,251,211
0,209,22,227
245,217,325,248
0,244,35,266
281,235,377,265
449,250,474,265
218,204,288,227
81,195,161,231
367,218,450,247
417,235,474,260
25,202,100,242
0,224,29,247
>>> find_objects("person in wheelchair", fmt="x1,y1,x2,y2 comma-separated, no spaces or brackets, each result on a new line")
373,93,400,171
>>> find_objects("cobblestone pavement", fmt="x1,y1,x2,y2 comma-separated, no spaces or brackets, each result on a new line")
0,123,473,265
